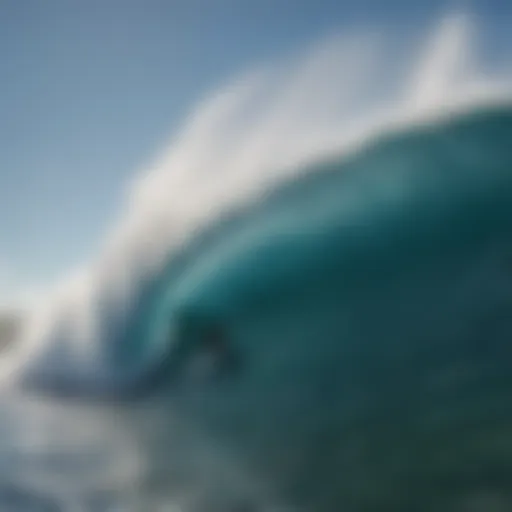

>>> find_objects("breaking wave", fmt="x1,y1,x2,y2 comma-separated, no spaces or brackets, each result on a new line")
5,11,512,398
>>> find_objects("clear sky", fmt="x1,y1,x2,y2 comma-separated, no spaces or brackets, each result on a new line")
0,0,510,300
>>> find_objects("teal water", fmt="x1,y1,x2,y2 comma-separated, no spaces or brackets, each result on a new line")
8,104,512,511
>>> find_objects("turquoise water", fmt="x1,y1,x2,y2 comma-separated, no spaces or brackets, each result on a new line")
6,104,512,510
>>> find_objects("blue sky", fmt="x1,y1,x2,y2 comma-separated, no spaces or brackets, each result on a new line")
0,0,510,295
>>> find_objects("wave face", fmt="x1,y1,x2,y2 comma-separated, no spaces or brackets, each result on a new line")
4,11,512,511
160,105,512,510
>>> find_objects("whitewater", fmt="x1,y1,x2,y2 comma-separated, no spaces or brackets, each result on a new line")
0,10,511,512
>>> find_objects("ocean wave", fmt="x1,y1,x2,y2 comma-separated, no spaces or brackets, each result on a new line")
4,10,512,398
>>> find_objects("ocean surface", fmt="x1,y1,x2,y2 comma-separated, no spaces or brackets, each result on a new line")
2,13,512,512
